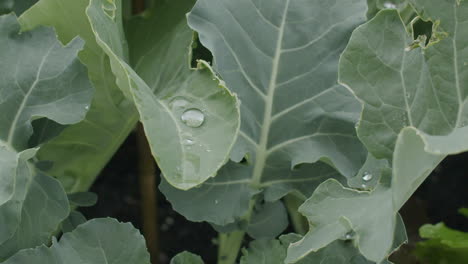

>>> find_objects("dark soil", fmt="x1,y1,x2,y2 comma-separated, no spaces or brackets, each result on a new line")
81,131,468,264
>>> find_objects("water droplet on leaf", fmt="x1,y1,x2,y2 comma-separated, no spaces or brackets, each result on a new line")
383,2,397,9
85,105,89,110
181,109,205,128
183,138,195,146
362,172,373,182
215,200,219,204
344,232,354,240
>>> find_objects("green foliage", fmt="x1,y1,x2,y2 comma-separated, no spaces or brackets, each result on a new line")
162,0,368,236
289,0,468,262
414,210,468,263
0,0,467,263
3,218,150,264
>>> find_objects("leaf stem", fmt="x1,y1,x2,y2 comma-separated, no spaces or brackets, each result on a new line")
136,123,159,264
284,195,308,235
218,230,245,264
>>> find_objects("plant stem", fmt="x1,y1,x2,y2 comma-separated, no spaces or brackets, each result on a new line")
137,123,159,264
284,194,308,235
218,230,245,264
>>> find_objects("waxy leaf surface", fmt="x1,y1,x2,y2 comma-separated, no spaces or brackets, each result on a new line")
162,0,368,228
20,0,138,192
290,1,468,262
0,13,92,259
86,0,240,189
2,218,150,264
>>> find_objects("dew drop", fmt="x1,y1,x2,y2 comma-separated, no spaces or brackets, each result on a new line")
183,138,195,146
181,109,205,128
362,172,373,182
344,232,354,240
215,200,219,204
84,105,90,111
383,2,397,9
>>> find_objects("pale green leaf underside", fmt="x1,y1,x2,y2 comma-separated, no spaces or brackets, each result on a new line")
20,0,138,192
86,0,240,189
2,218,150,264
162,0,368,227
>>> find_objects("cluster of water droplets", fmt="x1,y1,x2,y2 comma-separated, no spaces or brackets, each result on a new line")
168,96,211,179
361,172,373,189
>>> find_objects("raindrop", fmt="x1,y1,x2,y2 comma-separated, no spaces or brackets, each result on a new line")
84,105,90,110
362,172,373,182
383,2,397,9
181,109,205,128
170,97,190,111
215,200,219,204
183,138,195,146
344,232,354,240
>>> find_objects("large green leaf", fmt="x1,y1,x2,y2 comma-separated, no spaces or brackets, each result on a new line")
20,0,138,192
2,218,150,264
290,1,468,262
0,13,92,259
161,0,368,227
86,0,240,189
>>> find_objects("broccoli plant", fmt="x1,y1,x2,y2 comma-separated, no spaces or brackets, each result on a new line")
0,0,466,263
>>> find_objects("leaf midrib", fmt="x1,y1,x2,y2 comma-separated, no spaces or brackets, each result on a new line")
6,43,55,147
250,0,290,187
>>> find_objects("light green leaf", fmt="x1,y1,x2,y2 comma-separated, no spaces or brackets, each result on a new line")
419,223,468,248
20,0,139,192
415,220,468,264
240,239,286,264
2,218,151,264
61,211,87,233
0,13,91,259
86,0,240,190
0,173,69,260
287,128,433,263
67,192,97,207
292,2,468,261
0,14,92,151
163,0,368,228
241,234,383,264
247,200,288,239
170,251,204,264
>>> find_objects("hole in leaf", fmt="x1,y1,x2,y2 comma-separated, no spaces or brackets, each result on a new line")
412,18,433,46
191,33,213,68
